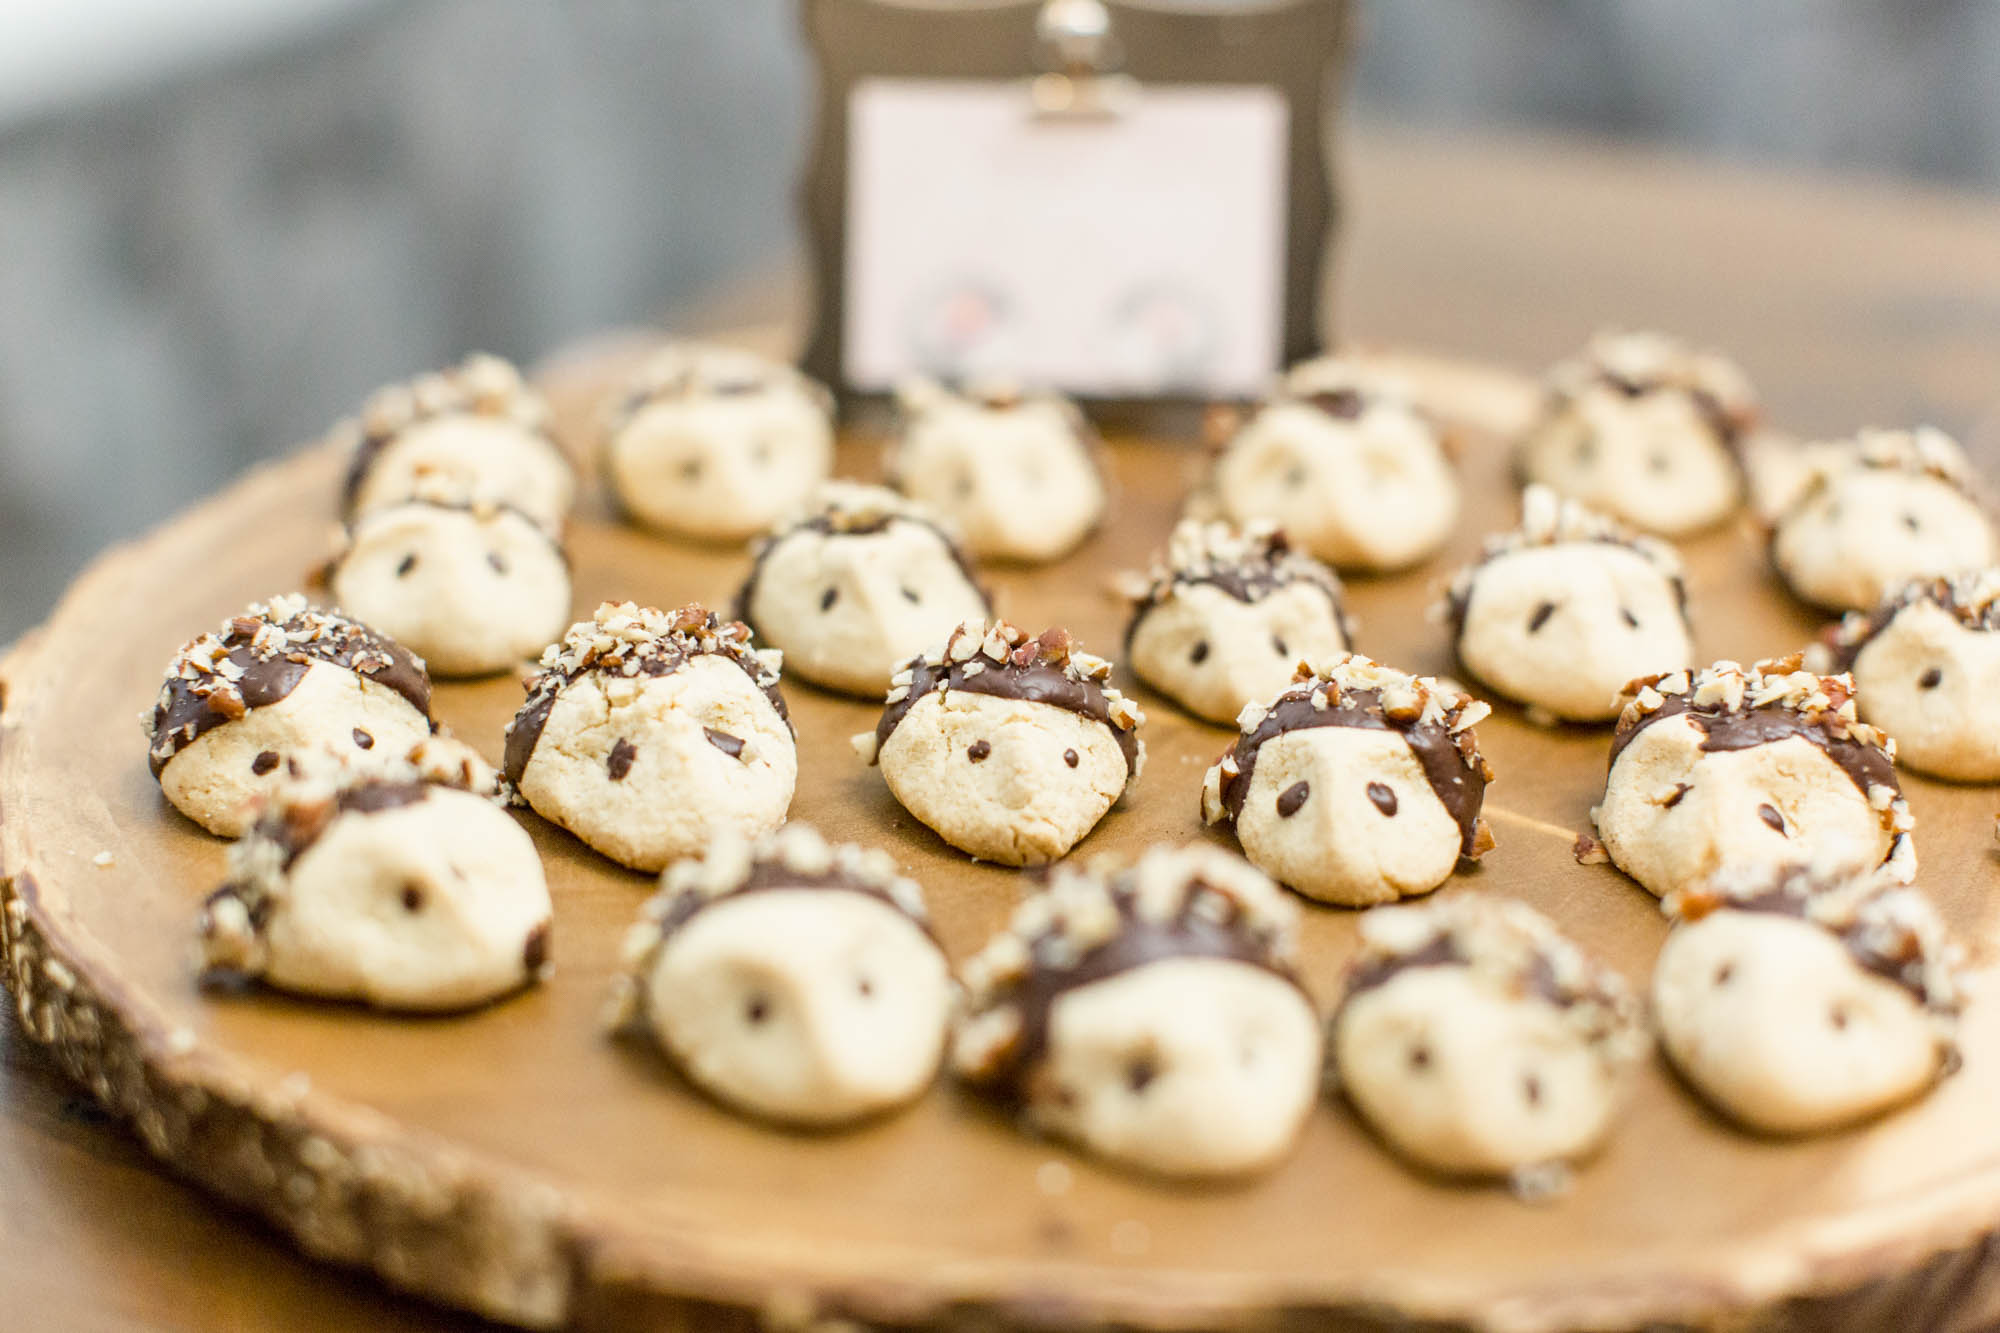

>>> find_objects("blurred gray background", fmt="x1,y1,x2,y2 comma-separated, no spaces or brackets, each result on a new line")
1,0,1997,642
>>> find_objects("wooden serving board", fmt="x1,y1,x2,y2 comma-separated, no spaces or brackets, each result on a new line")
6,346,2000,1333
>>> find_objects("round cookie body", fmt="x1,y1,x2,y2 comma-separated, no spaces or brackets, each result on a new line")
516,656,796,873
640,888,952,1125
608,395,834,543
875,690,1127,866
896,408,1104,563
1458,543,1692,722
1652,910,1944,1134
1773,470,1997,612
1232,726,1463,906
1028,956,1322,1178
1334,964,1624,1176
1214,401,1459,572
158,665,433,837
1596,718,1893,899
350,415,575,529
1849,602,2000,781
330,505,571,678
746,524,987,697
1519,387,1741,536
260,789,552,1011
1128,581,1349,726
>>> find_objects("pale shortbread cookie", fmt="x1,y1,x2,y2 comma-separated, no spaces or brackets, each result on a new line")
736,482,988,697
1201,654,1494,906
1591,657,1914,899
1653,860,1964,1135
1814,570,2000,781
327,490,570,678
1517,330,1755,536
887,380,1106,564
952,844,1320,1178
1208,357,1459,572
1444,485,1692,723
1771,427,1997,612
1123,519,1352,725
606,825,951,1126
198,761,552,1012
602,341,835,543
145,594,436,837
337,353,575,529
1330,896,1644,1188
504,603,795,873
853,621,1143,866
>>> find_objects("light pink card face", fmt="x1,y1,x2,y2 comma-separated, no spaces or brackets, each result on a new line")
843,78,1289,397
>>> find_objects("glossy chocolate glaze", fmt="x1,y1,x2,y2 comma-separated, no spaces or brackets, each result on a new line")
1826,577,2000,673
1444,537,1690,638
340,416,566,517
873,658,1140,775
650,860,937,948
1121,531,1353,658
1607,695,1897,802
733,510,988,633
1704,885,1940,1007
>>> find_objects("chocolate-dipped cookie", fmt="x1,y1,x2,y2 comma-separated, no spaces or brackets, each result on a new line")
605,825,951,1126
951,844,1320,1178
145,594,435,837
1443,485,1692,723
504,602,795,873
852,620,1143,866
1200,654,1495,906
1123,519,1352,726
601,341,835,543
735,482,989,698
1591,656,1914,899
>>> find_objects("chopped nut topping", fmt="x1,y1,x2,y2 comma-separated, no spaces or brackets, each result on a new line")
1817,567,2000,671
602,341,832,435
1442,485,1687,628
1544,329,1758,434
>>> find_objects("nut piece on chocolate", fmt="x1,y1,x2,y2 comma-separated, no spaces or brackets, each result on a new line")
1653,858,1964,1135
1443,485,1692,724
1123,518,1353,726
1517,329,1756,536
504,601,796,873
1591,655,1914,900
1201,653,1495,907
851,619,1144,866
735,481,990,698
198,758,553,1012
887,379,1106,564
144,593,436,838
1771,427,1998,613
1330,895,1644,1190
1207,356,1460,573
326,478,572,679
335,353,575,529
951,844,1321,1178
1810,568,2000,781
605,824,951,1127
601,341,835,544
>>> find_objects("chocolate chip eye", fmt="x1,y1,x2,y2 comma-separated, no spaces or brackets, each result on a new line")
1904,513,1921,532
856,977,874,999
1757,803,1786,834
607,738,637,781
820,586,838,611
1829,1003,1850,1031
401,884,424,912
679,458,702,481
1063,748,1079,768
1621,607,1640,629
1366,781,1398,816
1125,1055,1158,1094
1523,1073,1543,1107
954,473,974,499
1276,780,1310,817
487,551,508,575
1271,635,1289,657
1527,601,1556,633
1574,440,1595,464
396,553,418,578
1713,961,1734,986
251,750,280,775
1920,667,1943,689
901,586,921,604
1408,1044,1431,1071
1284,465,1307,488
745,995,771,1025
1648,454,1669,474
1664,781,1691,809
752,441,772,465
352,728,374,750
1189,640,1210,665
967,739,992,762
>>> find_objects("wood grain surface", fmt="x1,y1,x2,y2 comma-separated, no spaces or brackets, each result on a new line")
4,125,2000,1332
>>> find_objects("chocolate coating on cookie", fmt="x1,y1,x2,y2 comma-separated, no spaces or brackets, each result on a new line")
1546,329,1757,450
1123,519,1352,654
1822,569,2000,672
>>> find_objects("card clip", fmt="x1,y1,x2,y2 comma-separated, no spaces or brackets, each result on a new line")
1031,0,1138,119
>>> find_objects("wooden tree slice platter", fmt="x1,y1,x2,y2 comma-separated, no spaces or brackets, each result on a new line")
7,346,2000,1333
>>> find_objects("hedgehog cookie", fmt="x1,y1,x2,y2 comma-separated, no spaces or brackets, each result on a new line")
1771,427,1997,613
145,594,436,837
326,484,570,678
504,603,796,873
337,353,575,529
1329,896,1644,1188
1653,860,1963,1135
1201,654,1494,907
736,482,989,697
852,621,1143,866
951,845,1321,1178
1208,358,1459,573
887,380,1106,564
1517,330,1756,536
1592,657,1913,900
1816,571,2000,781
1443,485,1692,723
197,759,552,1011
605,825,951,1126
1124,519,1353,726
602,341,835,543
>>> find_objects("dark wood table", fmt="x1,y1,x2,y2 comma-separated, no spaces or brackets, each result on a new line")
5,125,1999,1331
